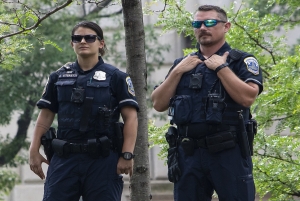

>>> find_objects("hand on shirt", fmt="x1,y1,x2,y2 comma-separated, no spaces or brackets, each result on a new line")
205,51,229,71
175,55,202,74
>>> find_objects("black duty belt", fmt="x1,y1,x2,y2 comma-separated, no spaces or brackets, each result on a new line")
179,130,237,149
68,143,89,153
52,137,111,158
177,123,238,138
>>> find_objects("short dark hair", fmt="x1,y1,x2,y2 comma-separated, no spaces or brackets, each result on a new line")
71,21,107,56
197,5,227,22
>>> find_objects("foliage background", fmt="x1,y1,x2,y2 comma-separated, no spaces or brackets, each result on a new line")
148,0,300,200
1,0,300,200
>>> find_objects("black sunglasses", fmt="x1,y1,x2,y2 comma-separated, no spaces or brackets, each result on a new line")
192,19,227,28
71,35,101,43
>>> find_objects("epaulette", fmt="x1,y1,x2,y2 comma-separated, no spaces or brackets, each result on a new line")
55,62,75,75
228,49,244,62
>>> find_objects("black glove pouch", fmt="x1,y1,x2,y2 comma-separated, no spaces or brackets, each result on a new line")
167,147,181,183
88,139,101,158
52,139,70,158
99,136,111,158
206,131,236,153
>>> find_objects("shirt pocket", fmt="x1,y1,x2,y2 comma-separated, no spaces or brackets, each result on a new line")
170,95,192,125
86,81,112,116
55,79,76,102
86,81,110,102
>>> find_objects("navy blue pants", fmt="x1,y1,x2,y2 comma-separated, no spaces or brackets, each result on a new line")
174,145,255,201
43,151,123,201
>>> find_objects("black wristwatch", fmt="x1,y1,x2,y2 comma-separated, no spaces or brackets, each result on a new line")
215,62,229,73
121,152,135,160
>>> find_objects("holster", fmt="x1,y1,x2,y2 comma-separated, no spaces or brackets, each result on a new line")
180,138,195,156
40,127,56,162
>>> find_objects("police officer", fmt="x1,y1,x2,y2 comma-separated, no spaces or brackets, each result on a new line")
151,5,263,201
29,21,139,201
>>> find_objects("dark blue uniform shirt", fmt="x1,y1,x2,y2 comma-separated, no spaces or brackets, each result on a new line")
37,57,139,140
164,42,263,126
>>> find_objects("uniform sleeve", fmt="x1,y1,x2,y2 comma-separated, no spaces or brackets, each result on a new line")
153,57,184,90
111,71,139,112
36,72,59,113
234,56,263,94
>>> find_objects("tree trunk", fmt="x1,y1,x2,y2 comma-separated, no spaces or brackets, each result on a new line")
121,0,151,200
0,104,34,166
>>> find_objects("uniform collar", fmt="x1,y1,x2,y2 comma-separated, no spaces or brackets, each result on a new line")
74,56,105,74
197,42,231,59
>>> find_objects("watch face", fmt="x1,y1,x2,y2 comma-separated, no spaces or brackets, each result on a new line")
123,152,133,160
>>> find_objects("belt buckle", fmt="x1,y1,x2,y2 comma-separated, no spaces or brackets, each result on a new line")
70,143,81,153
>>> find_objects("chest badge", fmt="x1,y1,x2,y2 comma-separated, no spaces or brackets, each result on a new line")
93,71,106,81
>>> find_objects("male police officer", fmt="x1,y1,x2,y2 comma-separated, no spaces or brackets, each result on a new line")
29,21,139,201
151,5,263,201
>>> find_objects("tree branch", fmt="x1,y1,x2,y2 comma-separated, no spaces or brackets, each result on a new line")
0,0,73,40
256,151,300,165
256,166,300,196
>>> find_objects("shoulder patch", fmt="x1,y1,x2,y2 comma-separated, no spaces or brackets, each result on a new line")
126,77,135,96
244,57,259,75
56,62,74,74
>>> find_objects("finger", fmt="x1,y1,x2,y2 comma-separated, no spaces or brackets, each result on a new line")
223,51,229,59
43,158,50,165
37,167,45,180
117,168,122,175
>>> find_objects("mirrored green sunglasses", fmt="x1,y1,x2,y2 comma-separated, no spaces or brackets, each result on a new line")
192,19,226,28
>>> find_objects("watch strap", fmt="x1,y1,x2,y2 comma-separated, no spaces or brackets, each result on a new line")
215,62,229,73
121,152,135,160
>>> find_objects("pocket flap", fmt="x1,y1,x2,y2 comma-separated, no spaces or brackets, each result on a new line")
87,81,109,88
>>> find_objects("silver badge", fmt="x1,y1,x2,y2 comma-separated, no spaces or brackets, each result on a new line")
93,71,106,81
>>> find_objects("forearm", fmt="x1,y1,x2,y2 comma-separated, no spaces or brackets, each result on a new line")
122,118,137,153
121,107,138,153
217,67,259,107
29,109,55,153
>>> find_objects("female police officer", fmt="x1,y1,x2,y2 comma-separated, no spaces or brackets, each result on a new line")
29,21,139,201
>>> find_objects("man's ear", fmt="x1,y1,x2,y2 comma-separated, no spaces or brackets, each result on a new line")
224,22,231,33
